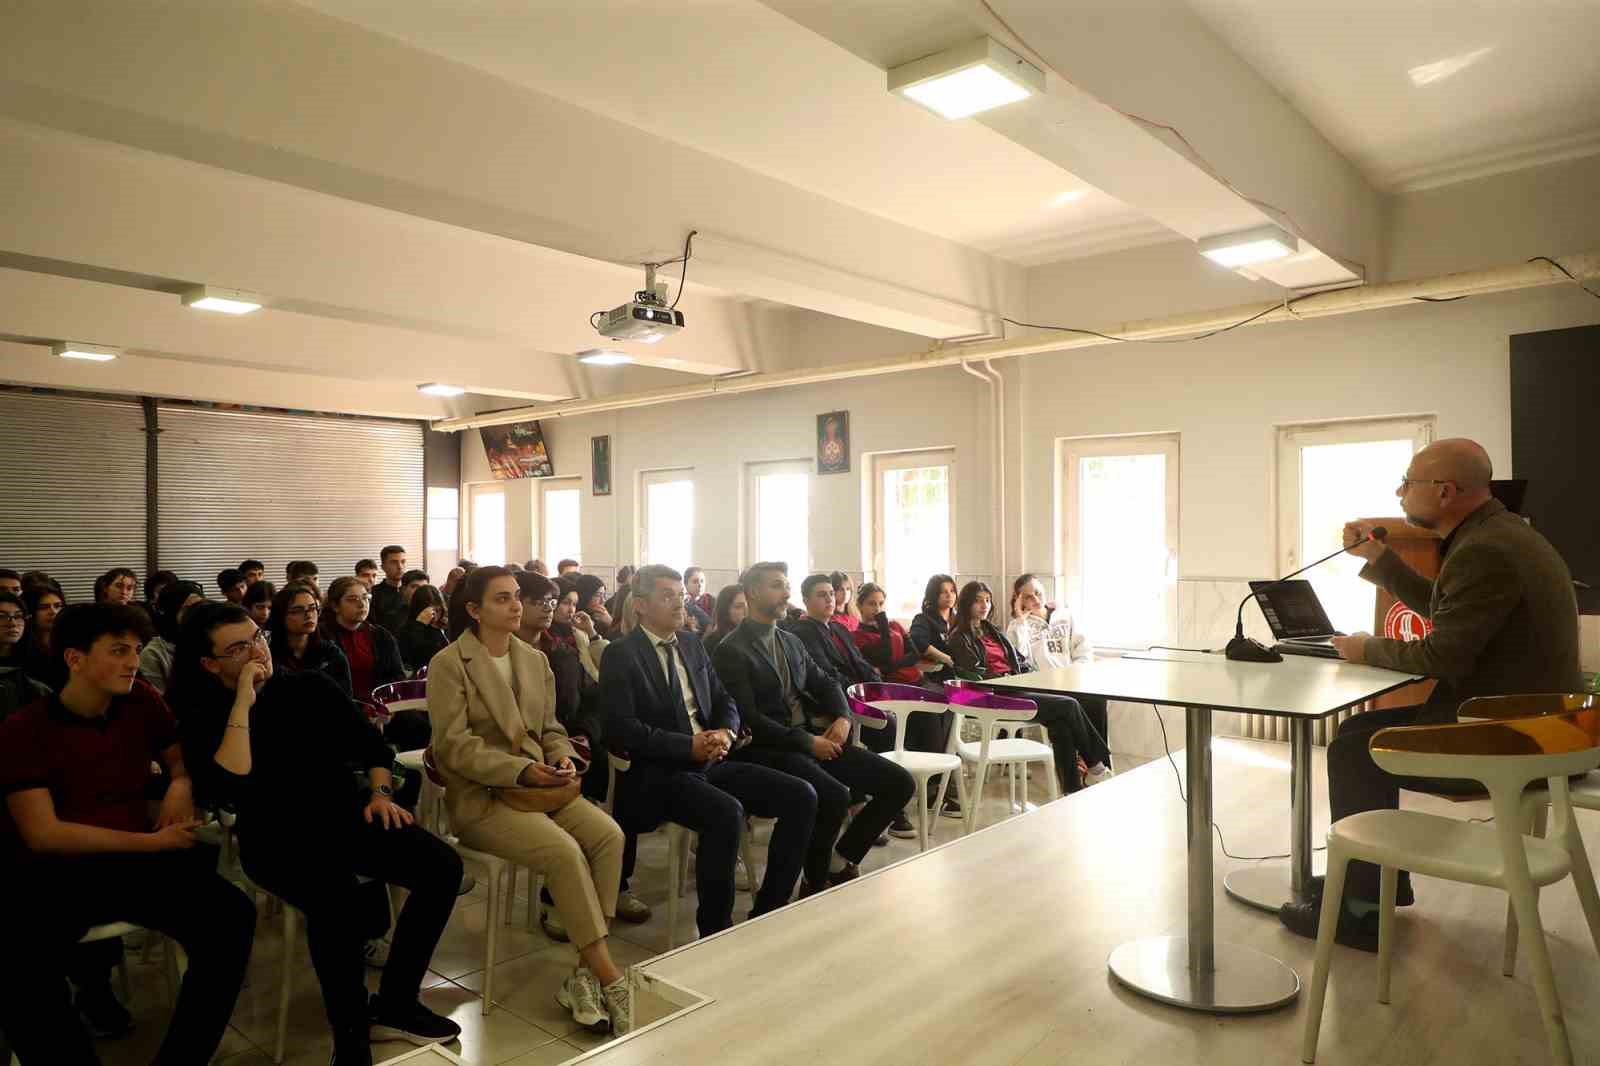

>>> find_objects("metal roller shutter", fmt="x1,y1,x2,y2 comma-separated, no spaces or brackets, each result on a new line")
157,406,423,596
0,391,148,603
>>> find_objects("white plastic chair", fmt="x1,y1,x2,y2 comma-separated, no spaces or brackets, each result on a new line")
665,820,760,949
943,682,1058,833
1301,707,1600,1066
847,682,966,851
78,922,180,1007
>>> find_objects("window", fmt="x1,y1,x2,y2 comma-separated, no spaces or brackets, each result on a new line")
746,460,810,586
1061,434,1179,648
540,481,581,566
427,487,460,561
468,484,506,567
640,469,694,572
1277,417,1434,635
872,449,955,620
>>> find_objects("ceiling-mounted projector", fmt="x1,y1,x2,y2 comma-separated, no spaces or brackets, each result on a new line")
592,260,686,345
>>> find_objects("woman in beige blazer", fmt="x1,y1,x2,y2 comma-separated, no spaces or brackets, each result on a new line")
426,567,631,1036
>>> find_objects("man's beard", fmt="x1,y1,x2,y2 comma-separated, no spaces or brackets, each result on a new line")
1402,505,1436,530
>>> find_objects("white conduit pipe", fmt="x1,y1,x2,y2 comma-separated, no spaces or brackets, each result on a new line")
435,252,1600,432
983,359,1007,607
960,360,1004,598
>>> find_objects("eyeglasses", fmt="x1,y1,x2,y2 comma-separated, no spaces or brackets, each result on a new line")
524,597,559,610
285,603,320,617
210,628,269,663
0,612,24,625
1398,477,1452,491
341,594,371,606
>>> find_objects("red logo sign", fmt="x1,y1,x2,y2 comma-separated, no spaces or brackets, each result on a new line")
1384,601,1432,642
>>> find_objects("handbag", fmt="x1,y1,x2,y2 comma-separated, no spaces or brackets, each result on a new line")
494,775,581,814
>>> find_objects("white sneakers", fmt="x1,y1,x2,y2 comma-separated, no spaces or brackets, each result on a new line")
602,976,632,1036
363,937,391,968
557,969,609,1032
1084,763,1115,787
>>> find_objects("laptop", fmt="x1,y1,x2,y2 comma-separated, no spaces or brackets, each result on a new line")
1247,579,1345,660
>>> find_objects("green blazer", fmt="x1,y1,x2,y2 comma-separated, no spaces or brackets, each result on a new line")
1360,499,1582,723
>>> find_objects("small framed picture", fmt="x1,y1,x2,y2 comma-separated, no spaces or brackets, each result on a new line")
817,411,850,475
591,435,612,496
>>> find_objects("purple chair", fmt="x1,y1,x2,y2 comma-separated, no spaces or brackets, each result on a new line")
943,681,1058,832
846,683,965,850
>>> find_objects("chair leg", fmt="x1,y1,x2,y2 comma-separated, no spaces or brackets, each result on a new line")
1505,799,1555,976
739,828,760,898
1008,763,1017,812
966,759,988,835
275,907,296,1064
1043,754,1060,802
481,867,499,1016
1019,762,1029,811
952,766,970,835
1504,876,1572,1065
1301,850,1350,1064
502,867,517,927
914,777,929,852
666,829,682,951
1377,865,1397,1004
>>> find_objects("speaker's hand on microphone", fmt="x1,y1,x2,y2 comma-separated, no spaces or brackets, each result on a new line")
1342,521,1387,563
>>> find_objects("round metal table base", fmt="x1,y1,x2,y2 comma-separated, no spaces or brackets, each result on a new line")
1223,856,1328,913
1107,936,1302,1013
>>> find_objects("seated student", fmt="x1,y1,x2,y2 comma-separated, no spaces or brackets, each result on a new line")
606,585,641,640
139,580,206,695
369,546,411,634
682,567,714,632
440,566,467,601
238,559,266,587
269,582,354,697
242,579,274,629
604,565,816,936
0,603,255,1066
93,567,139,606
604,567,636,628
854,581,956,828
526,559,549,577
396,584,449,675
573,574,614,636
828,571,861,632
215,568,247,605
286,559,320,595
177,603,462,1061
702,584,746,656
427,567,633,1035
907,574,960,688
355,559,380,591
0,568,22,596
20,582,66,692
0,590,50,720
947,581,1111,793
782,574,882,692
556,558,582,577
322,577,406,705
1004,573,1109,765
714,562,915,894
142,569,178,614
554,581,607,682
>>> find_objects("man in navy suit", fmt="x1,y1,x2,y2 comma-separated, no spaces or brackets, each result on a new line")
601,565,817,938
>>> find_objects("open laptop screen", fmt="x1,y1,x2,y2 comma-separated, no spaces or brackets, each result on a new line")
1248,579,1337,640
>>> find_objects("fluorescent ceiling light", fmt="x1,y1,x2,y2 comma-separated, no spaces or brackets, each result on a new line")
52,342,121,362
578,349,633,366
417,382,465,397
1050,189,1087,208
888,37,1044,120
182,285,263,314
1408,47,1493,88
1197,224,1298,269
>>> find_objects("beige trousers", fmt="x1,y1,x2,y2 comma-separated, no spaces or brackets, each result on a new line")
458,796,624,949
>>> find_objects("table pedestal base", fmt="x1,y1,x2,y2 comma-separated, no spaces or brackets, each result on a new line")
1107,936,1301,1014
1224,855,1328,912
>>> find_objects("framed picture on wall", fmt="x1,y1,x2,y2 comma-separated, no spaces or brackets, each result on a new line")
817,410,850,475
480,420,554,479
591,435,612,496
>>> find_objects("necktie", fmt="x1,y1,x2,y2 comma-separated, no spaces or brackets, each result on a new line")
660,638,689,730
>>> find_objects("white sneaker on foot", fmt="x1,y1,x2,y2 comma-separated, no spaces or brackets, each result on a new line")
363,937,390,968
1084,763,1114,786
557,968,609,1032
601,977,632,1036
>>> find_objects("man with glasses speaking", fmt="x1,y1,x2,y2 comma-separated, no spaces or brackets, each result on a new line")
1279,437,1582,951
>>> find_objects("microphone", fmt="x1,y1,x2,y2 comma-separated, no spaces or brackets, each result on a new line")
1225,526,1388,663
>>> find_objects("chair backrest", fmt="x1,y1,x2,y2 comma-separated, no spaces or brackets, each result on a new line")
1372,708,1600,819
848,682,949,755
1458,691,1598,722
413,664,429,681
943,680,1038,756
372,678,429,715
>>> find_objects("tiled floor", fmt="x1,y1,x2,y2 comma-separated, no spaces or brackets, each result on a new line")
70,762,1079,1066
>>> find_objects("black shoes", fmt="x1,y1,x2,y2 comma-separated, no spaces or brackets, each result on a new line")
1278,899,1380,954
1306,874,1415,908
829,863,860,887
370,996,463,1046
888,811,918,839
75,983,133,1039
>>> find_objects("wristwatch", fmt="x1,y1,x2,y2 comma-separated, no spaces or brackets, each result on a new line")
373,783,394,798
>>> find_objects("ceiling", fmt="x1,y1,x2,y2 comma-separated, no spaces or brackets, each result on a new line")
1188,0,1600,191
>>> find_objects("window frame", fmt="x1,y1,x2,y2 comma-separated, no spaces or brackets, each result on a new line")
465,481,508,568
869,447,957,620
638,467,695,570
1058,432,1180,650
538,477,583,567
743,458,812,573
1274,416,1435,573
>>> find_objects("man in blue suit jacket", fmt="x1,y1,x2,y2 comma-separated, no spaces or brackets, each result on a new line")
602,565,817,937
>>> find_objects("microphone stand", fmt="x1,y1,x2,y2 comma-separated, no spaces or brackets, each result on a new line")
1225,532,1385,663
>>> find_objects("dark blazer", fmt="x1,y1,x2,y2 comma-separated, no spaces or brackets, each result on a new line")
908,610,957,683
780,616,881,688
370,580,409,636
949,619,1022,679
1360,498,1582,724
601,627,741,832
712,621,849,755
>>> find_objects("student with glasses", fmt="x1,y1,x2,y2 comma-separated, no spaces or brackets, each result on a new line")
266,582,353,697
138,580,206,697
177,602,463,1061
0,590,50,721
321,577,405,706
